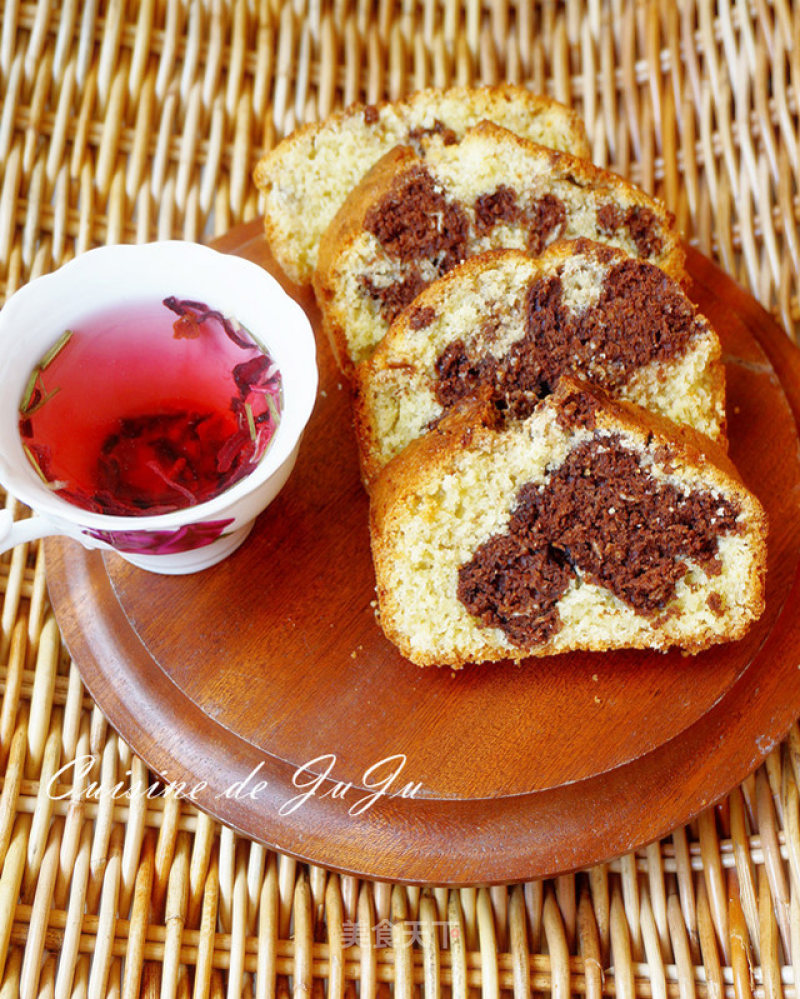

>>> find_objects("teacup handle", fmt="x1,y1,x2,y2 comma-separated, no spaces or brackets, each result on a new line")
0,508,107,555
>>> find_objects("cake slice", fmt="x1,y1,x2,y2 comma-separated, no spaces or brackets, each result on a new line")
315,122,686,374
370,379,767,667
253,85,590,286
354,241,726,485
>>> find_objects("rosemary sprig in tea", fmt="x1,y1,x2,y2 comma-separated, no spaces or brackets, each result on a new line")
19,368,40,414
22,445,49,484
23,386,62,418
40,329,73,369
19,330,71,417
245,402,257,442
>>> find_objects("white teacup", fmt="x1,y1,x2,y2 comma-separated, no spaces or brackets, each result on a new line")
0,241,317,573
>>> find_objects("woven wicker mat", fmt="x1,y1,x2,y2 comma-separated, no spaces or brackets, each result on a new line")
2,2,800,997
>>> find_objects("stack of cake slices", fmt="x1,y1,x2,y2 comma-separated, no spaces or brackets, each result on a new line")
255,85,767,667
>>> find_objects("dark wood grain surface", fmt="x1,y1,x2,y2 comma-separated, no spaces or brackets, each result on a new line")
46,223,800,884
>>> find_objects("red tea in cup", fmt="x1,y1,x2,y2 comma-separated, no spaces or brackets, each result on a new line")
18,297,282,516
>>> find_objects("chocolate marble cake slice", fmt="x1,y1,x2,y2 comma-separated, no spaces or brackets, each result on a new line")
314,121,685,375
370,379,767,668
254,85,590,286
354,241,726,486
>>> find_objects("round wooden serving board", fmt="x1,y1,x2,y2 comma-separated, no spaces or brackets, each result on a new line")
47,221,800,885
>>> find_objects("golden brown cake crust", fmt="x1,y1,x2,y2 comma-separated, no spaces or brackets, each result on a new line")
370,378,767,667
369,379,744,535
314,145,420,371
254,85,591,189
255,85,591,285
353,240,725,486
368,392,498,526
315,121,687,376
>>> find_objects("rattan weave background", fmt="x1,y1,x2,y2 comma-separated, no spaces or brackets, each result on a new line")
2,2,800,997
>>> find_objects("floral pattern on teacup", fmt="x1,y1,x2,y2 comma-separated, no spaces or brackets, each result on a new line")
85,518,235,556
